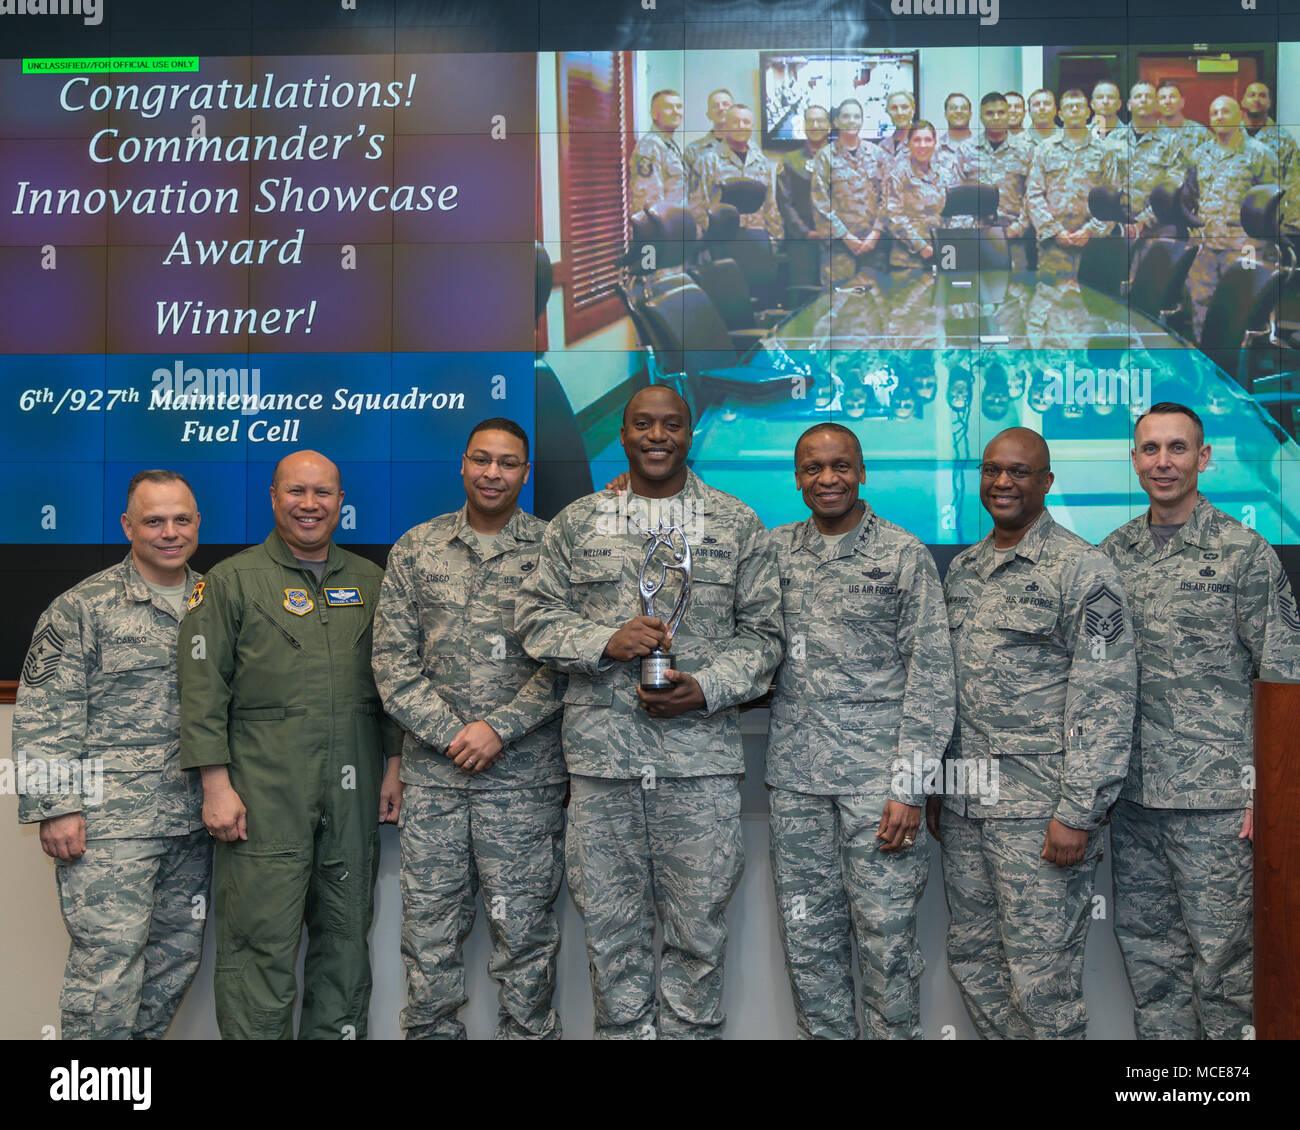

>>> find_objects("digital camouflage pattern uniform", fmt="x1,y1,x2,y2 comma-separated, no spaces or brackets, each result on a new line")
1021,127,1061,150
683,131,725,180
1026,131,1120,279
371,505,567,1041
1105,123,1189,231
884,156,963,270
942,510,1137,1039
1100,494,1300,1039
933,130,977,183
1184,132,1277,340
1244,119,1300,234
971,135,1034,270
178,532,399,1040
810,137,888,285
14,554,209,1039
767,503,955,1039
1159,118,1212,167
516,471,783,1038
691,142,783,240
629,127,689,217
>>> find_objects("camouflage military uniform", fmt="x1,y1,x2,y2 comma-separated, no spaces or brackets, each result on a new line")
14,554,209,1039
1022,127,1061,150
942,510,1136,1039
970,135,1033,270
767,503,955,1039
1184,132,1277,340
683,130,724,179
877,130,909,160
1244,119,1300,234
1100,494,1300,1039
1159,119,1212,166
515,471,783,1038
811,137,888,285
777,143,827,287
629,127,689,217
1026,131,1120,279
934,131,977,183
1105,123,1189,231
691,142,783,240
371,506,567,1040
883,157,961,270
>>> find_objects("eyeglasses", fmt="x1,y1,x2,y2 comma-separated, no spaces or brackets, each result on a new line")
466,454,526,472
979,463,1049,481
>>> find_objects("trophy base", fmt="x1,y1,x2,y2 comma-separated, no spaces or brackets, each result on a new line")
640,651,675,691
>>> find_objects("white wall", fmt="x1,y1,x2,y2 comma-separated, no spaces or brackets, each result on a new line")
0,703,1137,1040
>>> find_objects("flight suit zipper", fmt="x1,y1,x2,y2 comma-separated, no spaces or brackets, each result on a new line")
250,600,303,650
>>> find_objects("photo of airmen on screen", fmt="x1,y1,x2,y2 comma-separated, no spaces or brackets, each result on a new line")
539,45,1300,545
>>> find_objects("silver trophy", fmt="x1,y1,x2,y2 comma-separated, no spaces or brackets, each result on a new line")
637,519,692,691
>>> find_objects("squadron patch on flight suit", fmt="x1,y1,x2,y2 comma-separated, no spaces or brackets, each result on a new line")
1084,584,1125,646
22,622,66,688
283,588,314,616
185,580,205,611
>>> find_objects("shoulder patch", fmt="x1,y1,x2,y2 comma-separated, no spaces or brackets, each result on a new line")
283,588,314,616
185,580,205,611
634,154,655,178
1084,584,1125,646
1276,570,1300,631
22,622,67,688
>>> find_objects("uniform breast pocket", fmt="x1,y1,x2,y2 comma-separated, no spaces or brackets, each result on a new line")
684,558,737,639
98,646,175,743
570,558,625,621
779,586,803,630
995,602,1059,641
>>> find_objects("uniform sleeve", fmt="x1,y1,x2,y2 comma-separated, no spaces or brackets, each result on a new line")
370,542,465,753
1026,147,1063,240
690,515,783,715
515,509,619,675
629,142,661,217
689,151,713,234
12,597,92,823
1056,553,1138,830
177,571,241,769
484,666,565,747
776,160,812,240
891,545,957,806
1235,539,1300,683
761,160,784,240
886,167,929,257
810,149,848,240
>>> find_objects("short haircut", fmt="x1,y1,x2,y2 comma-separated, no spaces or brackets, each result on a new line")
467,417,530,462
1060,88,1088,104
795,423,863,468
707,88,734,103
1130,79,1156,96
622,385,693,431
836,97,863,118
805,103,830,119
1029,88,1055,103
1156,80,1183,97
1005,90,1023,100
980,91,1007,108
945,91,971,108
728,103,753,114
888,91,916,105
1135,401,1205,446
987,427,1051,470
910,118,937,137
126,469,194,507
650,89,680,106
1091,79,1121,97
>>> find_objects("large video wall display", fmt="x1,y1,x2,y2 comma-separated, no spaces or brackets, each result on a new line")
3,0,1300,672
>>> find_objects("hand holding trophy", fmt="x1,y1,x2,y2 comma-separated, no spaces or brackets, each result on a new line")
637,519,692,691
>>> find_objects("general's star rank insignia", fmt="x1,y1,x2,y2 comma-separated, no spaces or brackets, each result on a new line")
22,622,67,688
283,588,314,616
185,580,205,611
1084,584,1124,646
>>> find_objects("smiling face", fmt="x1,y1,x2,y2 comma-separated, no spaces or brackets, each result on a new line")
836,99,864,140
724,106,754,150
1132,411,1209,521
908,126,937,164
462,428,529,527
270,451,342,561
887,92,915,128
945,94,971,131
1005,92,1025,128
621,387,692,497
804,105,831,145
795,428,864,534
121,478,200,585
651,91,683,133
979,430,1054,537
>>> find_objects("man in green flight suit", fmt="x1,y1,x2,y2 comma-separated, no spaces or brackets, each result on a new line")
179,449,402,1039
